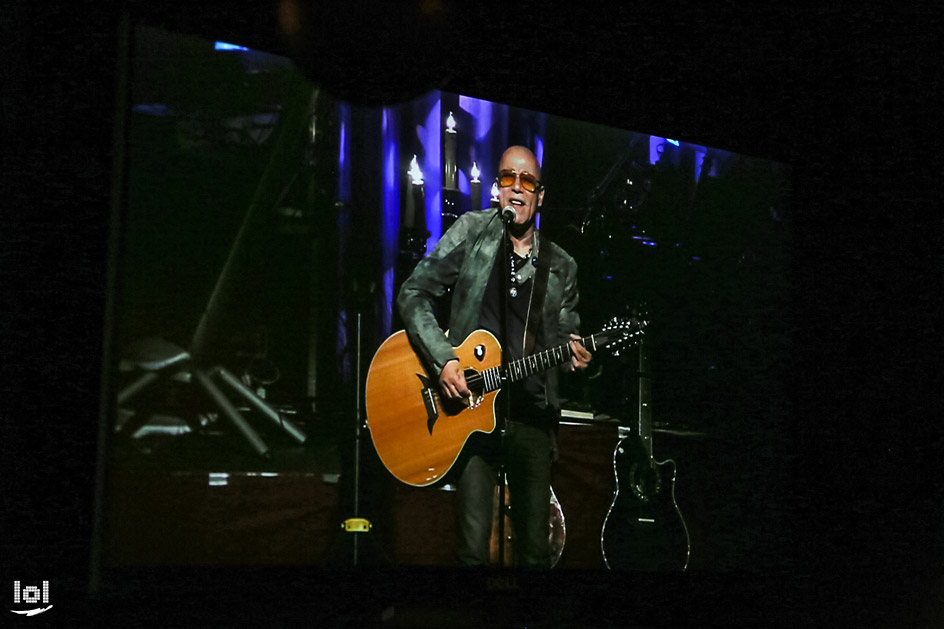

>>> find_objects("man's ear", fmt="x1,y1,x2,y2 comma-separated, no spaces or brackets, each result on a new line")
538,188,545,207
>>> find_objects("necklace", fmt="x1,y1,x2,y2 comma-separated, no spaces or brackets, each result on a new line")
508,245,534,298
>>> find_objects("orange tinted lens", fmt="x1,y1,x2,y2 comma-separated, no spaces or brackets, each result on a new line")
519,174,539,192
498,171,540,191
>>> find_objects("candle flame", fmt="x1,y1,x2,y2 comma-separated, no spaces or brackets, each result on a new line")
446,111,456,132
408,155,424,184
490,181,500,200
470,161,480,182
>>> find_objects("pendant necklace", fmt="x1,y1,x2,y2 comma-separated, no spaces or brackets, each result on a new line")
508,244,534,298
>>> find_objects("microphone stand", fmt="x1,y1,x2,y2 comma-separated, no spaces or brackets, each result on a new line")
497,208,514,567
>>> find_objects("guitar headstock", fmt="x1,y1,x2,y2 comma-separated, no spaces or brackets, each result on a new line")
594,313,648,356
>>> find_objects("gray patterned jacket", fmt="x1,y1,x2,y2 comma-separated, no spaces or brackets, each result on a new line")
397,209,581,412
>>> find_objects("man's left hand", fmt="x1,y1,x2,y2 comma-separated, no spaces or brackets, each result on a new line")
568,334,592,371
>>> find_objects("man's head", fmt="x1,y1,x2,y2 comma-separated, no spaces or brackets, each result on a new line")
497,145,544,232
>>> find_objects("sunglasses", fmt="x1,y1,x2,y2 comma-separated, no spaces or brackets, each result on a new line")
497,169,543,193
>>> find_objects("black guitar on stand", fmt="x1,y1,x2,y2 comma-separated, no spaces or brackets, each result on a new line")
600,335,690,570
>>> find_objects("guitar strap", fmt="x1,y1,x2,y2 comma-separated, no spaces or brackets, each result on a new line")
523,242,552,357
524,243,558,458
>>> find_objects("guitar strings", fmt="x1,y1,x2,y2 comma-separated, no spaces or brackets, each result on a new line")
428,369,490,408
434,329,632,400
424,323,641,411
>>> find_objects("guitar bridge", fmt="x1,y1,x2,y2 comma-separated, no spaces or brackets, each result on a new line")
417,374,439,435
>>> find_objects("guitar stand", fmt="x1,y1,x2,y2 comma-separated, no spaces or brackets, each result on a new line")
116,337,307,458
495,462,512,567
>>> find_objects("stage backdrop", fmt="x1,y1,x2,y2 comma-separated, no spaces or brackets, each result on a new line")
97,24,793,575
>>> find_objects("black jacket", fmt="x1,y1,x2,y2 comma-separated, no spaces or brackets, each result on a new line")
397,209,581,412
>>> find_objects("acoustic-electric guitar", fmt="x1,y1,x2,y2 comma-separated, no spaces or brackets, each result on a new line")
600,336,691,570
365,316,646,487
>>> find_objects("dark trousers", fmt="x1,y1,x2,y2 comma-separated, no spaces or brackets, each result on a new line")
454,420,554,568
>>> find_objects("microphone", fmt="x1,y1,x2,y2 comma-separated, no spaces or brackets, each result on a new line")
501,206,516,224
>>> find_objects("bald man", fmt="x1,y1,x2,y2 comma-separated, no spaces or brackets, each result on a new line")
398,145,591,567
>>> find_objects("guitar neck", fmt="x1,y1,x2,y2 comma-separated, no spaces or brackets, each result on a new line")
480,335,596,393
637,336,653,458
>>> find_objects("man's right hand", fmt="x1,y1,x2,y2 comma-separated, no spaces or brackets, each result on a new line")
439,359,470,400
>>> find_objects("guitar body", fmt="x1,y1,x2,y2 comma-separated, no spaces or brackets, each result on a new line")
365,329,501,487
365,316,645,487
600,435,691,571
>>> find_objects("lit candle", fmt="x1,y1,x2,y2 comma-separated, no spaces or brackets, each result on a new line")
490,180,500,208
444,111,457,190
470,161,481,211
405,155,425,229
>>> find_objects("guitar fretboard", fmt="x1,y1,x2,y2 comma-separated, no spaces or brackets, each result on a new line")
637,336,653,458
479,335,596,393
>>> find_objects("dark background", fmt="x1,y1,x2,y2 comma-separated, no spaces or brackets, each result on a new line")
3,1,942,625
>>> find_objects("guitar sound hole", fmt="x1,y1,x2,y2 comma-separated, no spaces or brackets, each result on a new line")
441,396,468,415
632,466,661,499
463,369,485,398
438,369,485,415
629,463,661,501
